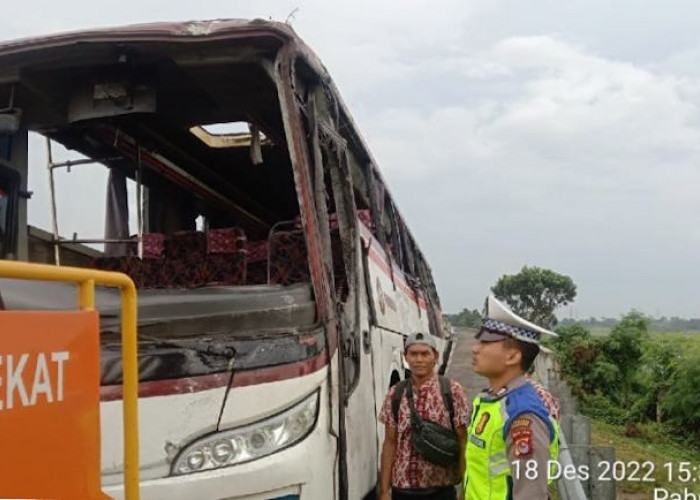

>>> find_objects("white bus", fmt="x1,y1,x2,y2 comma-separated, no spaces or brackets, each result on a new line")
0,19,450,500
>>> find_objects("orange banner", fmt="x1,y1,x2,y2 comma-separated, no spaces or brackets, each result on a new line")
0,311,104,500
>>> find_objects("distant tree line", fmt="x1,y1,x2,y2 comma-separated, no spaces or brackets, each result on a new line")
559,316,700,333
445,308,482,328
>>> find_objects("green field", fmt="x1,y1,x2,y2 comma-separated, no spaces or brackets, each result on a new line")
649,331,700,353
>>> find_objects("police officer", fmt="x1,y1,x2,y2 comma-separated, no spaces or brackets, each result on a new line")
464,296,560,500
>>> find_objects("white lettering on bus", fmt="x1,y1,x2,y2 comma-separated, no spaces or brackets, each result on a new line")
0,351,70,410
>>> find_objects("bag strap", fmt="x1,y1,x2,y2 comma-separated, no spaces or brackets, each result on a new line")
391,379,409,424
397,377,456,431
439,376,456,432
404,381,423,427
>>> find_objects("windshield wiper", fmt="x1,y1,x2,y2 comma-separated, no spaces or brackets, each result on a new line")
138,334,236,359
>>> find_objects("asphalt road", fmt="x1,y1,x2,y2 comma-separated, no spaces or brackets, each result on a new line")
445,327,486,400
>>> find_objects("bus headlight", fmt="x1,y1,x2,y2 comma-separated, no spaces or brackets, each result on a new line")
171,390,319,475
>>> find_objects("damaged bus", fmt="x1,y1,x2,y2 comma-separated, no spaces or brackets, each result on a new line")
0,19,449,500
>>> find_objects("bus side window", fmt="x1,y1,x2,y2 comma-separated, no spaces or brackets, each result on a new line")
0,161,19,259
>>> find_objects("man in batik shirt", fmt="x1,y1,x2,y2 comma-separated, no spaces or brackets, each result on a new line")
379,332,469,500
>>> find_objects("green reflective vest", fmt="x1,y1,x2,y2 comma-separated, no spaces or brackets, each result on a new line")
464,382,560,500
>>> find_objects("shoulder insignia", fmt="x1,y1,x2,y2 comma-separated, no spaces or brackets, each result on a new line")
510,417,533,458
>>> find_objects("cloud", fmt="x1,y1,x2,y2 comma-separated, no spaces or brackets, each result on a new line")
349,35,700,315
5,2,700,317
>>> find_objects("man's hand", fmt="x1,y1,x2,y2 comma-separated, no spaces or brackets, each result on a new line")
380,491,392,500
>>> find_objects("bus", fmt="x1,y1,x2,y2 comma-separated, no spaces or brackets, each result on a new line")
0,19,449,500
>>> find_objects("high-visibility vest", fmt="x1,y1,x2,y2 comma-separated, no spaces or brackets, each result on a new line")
464,382,559,500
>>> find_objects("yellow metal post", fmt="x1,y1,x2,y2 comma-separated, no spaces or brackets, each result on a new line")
120,279,140,500
0,261,140,500
78,279,96,310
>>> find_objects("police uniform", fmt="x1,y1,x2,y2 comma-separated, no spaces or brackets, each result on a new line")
464,296,560,500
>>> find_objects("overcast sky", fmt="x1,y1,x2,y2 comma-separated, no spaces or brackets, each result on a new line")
3,1,700,318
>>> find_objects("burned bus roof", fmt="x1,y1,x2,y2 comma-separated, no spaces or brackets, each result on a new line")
0,19,334,88
0,19,296,58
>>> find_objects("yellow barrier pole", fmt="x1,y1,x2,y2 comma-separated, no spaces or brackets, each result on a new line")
119,278,140,500
0,261,140,500
78,279,96,310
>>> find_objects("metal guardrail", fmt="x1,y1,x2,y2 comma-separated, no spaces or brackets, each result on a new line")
535,347,590,500
557,431,590,500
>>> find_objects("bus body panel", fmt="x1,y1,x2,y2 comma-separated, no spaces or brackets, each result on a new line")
104,377,334,500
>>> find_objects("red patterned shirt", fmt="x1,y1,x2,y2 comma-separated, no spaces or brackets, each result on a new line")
379,375,469,489
527,377,561,421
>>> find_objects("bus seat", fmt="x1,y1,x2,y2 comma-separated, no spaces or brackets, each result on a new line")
158,257,205,288
202,227,248,286
268,230,310,285
202,254,246,286
356,209,375,233
207,227,247,254
93,256,147,288
164,231,206,259
245,240,269,285
142,233,166,258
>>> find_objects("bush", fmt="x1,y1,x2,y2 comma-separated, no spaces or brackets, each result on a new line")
550,311,700,447
662,356,700,440
581,392,628,425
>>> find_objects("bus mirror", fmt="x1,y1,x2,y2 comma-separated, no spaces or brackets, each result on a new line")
0,109,21,134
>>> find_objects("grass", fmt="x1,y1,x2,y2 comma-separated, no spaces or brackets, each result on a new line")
591,419,700,497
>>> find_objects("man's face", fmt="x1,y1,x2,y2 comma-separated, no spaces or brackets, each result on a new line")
472,338,520,378
405,344,438,377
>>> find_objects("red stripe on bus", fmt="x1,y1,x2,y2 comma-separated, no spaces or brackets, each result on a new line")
100,351,328,402
365,241,427,310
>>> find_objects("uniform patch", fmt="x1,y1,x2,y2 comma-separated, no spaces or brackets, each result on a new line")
469,434,486,448
510,417,534,458
475,412,490,435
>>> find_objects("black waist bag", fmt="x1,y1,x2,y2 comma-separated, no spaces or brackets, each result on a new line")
405,379,460,468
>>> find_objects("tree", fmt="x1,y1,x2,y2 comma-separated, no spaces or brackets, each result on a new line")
491,266,577,328
447,308,482,328
549,323,598,393
599,311,649,407
638,341,679,423
551,314,649,423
